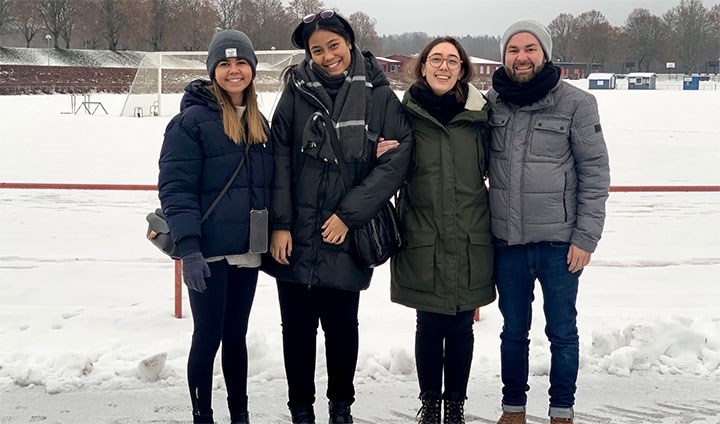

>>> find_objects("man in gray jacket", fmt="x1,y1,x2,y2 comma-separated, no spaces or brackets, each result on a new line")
487,19,610,424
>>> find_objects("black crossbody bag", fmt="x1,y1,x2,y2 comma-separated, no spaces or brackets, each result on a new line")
323,115,401,268
146,145,253,259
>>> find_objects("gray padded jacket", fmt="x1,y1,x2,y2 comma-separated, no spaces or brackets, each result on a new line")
486,80,610,253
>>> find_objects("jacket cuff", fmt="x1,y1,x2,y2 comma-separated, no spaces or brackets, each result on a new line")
335,210,355,230
178,237,201,258
570,234,597,254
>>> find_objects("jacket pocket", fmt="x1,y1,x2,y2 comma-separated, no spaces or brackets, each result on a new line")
530,117,570,159
468,232,493,290
394,231,436,292
488,113,509,153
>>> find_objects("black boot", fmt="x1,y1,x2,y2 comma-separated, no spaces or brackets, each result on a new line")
416,393,441,424
289,405,315,424
231,411,250,424
192,411,214,424
329,401,353,423
443,399,465,424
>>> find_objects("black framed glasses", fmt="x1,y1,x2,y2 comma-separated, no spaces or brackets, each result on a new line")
302,9,335,24
427,54,462,70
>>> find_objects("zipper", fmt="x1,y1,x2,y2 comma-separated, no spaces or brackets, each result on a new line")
563,172,568,222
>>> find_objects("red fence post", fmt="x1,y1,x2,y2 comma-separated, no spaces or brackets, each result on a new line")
174,259,182,318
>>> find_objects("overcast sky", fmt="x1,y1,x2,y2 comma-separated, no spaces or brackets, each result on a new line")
321,0,720,37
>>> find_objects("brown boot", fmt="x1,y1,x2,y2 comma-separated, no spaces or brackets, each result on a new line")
497,411,526,424
550,418,573,424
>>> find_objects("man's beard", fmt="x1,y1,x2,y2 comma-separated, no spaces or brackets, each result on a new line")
507,61,542,84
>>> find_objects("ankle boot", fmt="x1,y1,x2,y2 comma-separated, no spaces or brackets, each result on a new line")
289,405,315,424
443,399,465,424
497,411,526,424
192,411,214,424
416,393,441,424
231,411,250,424
328,401,353,423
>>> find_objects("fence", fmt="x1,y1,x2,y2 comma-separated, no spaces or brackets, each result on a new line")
2,182,719,319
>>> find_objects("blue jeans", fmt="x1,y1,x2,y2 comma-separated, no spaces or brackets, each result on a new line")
495,241,580,419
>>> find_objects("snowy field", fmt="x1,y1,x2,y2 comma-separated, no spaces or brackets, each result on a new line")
1,86,719,423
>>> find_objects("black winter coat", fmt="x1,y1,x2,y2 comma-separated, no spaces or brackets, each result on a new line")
158,80,272,258
268,53,413,291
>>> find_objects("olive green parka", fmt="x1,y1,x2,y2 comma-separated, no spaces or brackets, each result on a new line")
390,84,496,315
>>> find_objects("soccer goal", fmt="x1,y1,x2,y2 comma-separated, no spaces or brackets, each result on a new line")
120,49,304,117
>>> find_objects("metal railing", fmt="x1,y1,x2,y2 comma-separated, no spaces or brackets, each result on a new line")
3,181,719,319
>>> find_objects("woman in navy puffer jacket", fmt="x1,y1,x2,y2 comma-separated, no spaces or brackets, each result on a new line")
158,30,271,424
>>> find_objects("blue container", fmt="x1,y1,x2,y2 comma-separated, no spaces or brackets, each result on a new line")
683,76,700,90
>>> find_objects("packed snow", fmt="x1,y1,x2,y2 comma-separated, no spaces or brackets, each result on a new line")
0,84,719,423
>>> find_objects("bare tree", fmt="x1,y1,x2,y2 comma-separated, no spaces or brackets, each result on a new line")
548,13,576,62
170,0,215,51
664,0,710,73
707,4,720,69
39,0,72,48
238,0,293,50
213,0,240,29
0,0,12,38
149,0,170,51
98,0,131,50
623,9,666,72
287,0,324,20
573,10,614,70
347,11,379,52
10,0,43,47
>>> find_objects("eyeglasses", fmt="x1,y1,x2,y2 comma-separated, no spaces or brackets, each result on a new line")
302,9,335,24
426,54,462,70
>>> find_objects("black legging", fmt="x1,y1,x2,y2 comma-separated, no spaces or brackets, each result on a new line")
415,309,475,401
277,280,360,408
187,261,258,418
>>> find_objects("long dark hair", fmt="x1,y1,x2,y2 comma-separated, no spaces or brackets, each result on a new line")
413,37,474,103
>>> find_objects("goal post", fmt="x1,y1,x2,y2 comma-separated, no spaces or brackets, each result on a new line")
120,49,304,117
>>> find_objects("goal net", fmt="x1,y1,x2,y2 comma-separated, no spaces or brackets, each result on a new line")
120,49,304,117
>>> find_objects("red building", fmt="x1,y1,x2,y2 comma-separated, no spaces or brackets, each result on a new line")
470,57,501,76
377,54,416,74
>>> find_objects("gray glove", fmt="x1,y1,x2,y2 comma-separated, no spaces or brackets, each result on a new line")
181,252,210,292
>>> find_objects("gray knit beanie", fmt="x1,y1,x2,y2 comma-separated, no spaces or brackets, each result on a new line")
206,30,258,80
500,19,553,64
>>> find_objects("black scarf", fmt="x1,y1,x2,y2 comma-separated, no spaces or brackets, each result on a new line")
409,83,467,125
492,62,561,107
296,47,371,162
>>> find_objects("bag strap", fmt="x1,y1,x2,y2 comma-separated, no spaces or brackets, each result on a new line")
322,113,354,193
200,144,250,223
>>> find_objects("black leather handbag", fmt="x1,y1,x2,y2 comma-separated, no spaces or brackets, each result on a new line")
324,116,401,268
350,199,401,268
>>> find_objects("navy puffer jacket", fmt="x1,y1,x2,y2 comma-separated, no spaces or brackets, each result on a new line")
158,80,272,258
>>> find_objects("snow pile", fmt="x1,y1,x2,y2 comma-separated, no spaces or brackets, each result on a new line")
586,317,720,377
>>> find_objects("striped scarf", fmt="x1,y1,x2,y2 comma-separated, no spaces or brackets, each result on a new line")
297,47,372,162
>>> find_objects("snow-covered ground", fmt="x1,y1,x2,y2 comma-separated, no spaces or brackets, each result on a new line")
1,86,719,423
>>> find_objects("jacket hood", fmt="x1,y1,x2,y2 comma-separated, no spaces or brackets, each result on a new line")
362,50,389,88
180,79,220,112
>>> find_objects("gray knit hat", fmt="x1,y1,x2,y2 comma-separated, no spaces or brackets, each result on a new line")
500,19,553,64
206,30,258,80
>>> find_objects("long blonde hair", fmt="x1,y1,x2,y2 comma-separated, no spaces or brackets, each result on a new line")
211,82,267,144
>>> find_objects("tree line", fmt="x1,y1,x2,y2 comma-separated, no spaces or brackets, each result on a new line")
0,0,718,74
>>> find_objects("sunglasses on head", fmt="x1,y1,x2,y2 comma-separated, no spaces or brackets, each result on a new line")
303,9,335,24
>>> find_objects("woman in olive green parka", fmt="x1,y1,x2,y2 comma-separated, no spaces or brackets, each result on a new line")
387,37,495,423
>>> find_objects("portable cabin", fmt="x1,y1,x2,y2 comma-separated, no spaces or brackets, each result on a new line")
626,72,657,90
587,73,616,89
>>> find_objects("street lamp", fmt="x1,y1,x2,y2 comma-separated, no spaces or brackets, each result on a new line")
45,34,52,66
